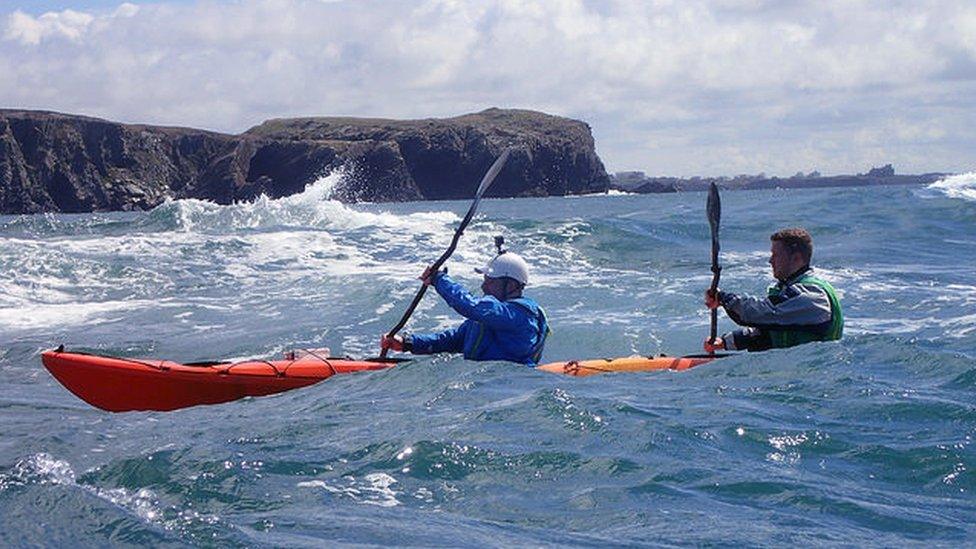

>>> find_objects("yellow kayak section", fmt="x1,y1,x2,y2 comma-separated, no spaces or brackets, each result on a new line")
536,355,719,377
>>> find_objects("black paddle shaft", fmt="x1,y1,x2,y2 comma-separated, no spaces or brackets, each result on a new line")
380,149,512,358
707,182,722,348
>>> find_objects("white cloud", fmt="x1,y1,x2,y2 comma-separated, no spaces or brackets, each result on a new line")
113,3,139,18
1,0,974,176
4,9,94,45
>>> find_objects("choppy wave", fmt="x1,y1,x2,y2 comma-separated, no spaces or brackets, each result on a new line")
2,185,976,545
146,170,458,234
0,171,481,336
925,172,976,202
0,452,222,542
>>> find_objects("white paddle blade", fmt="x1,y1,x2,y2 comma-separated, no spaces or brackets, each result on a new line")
475,148,512,198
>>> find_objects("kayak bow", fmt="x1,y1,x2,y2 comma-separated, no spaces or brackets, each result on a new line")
41,348,395,412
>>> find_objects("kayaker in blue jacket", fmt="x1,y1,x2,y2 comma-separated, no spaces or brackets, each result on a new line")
380,252,549,366
704,227,843,352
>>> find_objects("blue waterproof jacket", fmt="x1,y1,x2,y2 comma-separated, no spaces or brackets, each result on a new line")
408,273,549,366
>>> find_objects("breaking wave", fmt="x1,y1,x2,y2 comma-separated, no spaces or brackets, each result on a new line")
926,172,976,202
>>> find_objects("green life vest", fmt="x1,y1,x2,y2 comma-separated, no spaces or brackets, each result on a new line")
766,274,844,349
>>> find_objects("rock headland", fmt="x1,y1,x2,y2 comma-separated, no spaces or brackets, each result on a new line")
0,108,610,214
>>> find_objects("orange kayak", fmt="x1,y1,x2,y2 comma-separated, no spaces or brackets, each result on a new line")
536,354,720,377
41,348,398,412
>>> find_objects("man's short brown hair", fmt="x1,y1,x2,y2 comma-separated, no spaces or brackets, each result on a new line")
771,227,813,264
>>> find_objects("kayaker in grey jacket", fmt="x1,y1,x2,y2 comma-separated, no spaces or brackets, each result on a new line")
703,227,843,352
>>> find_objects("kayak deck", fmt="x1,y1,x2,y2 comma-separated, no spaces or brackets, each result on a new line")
536,354,719,377
41,349,396,412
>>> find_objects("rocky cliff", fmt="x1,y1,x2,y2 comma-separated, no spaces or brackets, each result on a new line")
0,108,610,214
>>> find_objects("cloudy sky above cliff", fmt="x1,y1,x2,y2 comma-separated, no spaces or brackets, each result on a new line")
1,0,974,176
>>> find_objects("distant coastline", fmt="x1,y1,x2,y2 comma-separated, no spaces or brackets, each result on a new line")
610,164,948,194
0,107,952,215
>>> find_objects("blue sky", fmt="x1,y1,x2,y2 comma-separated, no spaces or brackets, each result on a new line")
2,0,974,176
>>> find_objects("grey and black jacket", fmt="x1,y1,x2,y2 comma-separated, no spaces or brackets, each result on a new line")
717,267,844,352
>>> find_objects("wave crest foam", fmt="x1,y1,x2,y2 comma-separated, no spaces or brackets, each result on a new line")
926,172,976,202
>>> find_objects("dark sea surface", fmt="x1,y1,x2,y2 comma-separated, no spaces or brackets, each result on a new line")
2,173,974,547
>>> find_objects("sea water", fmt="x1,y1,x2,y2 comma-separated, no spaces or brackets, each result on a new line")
1,173,974,546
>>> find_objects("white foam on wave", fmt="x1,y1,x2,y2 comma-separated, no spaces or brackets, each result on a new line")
147,169,491,293
941,313,976,338
490,219,610,289
0,453,169,525
925,172,976,202
0,169,504,334
0,299,155,331
298,472,401,507
160,170,458,234
0,233,174,332
709,250,772,283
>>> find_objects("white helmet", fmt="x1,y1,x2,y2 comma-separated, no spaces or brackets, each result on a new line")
475,252,530,285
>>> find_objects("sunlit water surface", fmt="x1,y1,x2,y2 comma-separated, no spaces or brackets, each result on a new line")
2,173,975,546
